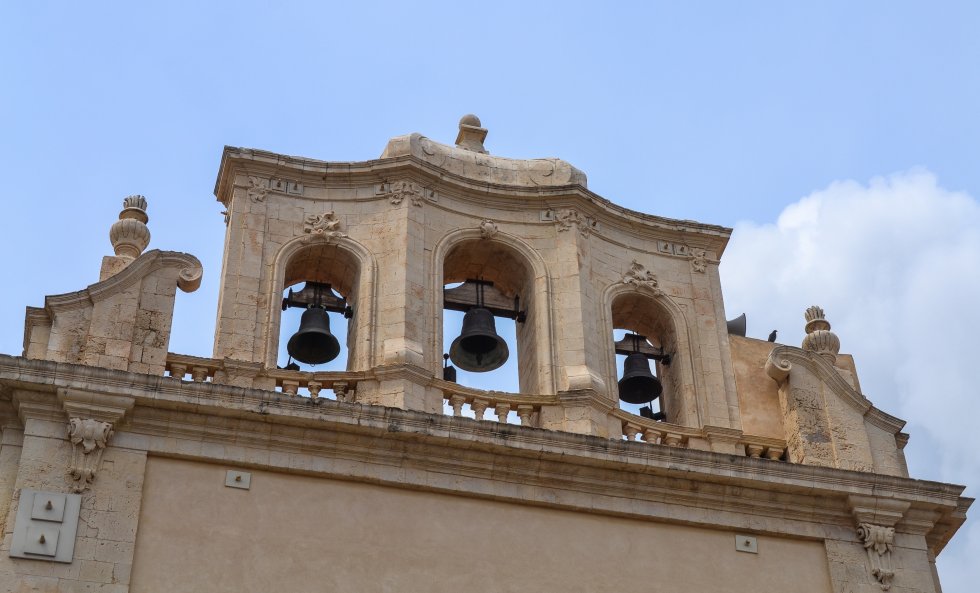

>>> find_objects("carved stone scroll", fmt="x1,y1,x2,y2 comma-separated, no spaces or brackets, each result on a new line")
479,219,498,240
553,208,595,237
382,180,426,207
303,211,347,243
857,523,896,590
58,389,134,493
67,418,113,493
622,260,664,296
246,176,269,202
690,248,707,273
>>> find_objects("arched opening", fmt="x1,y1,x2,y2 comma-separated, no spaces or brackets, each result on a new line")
610,292,679,422
441,239,538,394
275,242,362,375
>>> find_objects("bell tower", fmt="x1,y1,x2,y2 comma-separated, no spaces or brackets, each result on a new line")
211,115,740,441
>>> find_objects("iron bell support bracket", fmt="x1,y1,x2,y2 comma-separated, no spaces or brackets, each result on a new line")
282,282,353,318
443,279,526,322
613,333,671,366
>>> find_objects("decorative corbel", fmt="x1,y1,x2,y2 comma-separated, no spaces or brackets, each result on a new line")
849,495,910,591
58,389,134,493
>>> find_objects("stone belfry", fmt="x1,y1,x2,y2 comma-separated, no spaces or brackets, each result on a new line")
212,114,737,438
0,116,969,592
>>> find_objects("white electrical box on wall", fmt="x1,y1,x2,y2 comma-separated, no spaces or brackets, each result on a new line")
10,489,82,563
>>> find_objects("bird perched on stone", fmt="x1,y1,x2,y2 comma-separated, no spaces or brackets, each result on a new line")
767,330,777,342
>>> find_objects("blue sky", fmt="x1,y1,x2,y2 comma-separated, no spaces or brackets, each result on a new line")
2,2,979,590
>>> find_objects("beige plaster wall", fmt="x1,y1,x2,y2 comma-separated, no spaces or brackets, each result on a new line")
730,336,783,440
132,457,833,593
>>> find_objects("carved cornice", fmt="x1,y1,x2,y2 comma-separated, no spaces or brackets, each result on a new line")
765,345,906,434
848,494,910,527
57,388,134,425
0,353,968,553
213,147,732,257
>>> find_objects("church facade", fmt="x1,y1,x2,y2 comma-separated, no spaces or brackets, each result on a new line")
0,116,969,592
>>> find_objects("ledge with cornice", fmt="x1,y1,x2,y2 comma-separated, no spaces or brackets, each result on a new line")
213,146,732,257
0,353,969,555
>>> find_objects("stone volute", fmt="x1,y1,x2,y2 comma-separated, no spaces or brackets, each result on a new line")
109,195,151,259
802,305,840,362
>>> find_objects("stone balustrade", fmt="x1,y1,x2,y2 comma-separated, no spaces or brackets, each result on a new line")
738,436,787,461
614,410,698,448
165,353,788,459
263,367,369,402
614,409,787,459
433,378,556,427
165,353,220,382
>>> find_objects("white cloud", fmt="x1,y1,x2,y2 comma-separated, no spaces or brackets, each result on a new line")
720,169,979,592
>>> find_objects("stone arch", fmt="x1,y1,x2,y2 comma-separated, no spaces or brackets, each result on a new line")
601,282,704,428
430,228,555,395
262,235,377,370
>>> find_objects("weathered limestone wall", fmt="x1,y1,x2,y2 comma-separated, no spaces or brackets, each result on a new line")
131,456,834,593
730,336,783,441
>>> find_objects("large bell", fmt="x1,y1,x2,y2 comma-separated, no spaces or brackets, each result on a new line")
618,352,663,404
449,307,509,372
287,307,341,365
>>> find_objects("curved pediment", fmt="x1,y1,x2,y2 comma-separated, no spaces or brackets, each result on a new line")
380,133,588,189
765,345,905,434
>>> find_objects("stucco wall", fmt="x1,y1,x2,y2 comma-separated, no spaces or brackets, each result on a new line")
131,457,833,593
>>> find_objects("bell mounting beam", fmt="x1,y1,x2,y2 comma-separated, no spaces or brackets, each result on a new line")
282,282,352,318
614,333,671,365
444,279,526,323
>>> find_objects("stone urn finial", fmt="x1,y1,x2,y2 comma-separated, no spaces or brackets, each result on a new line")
802,305,840,362
455,114,489,154
109,195,151,260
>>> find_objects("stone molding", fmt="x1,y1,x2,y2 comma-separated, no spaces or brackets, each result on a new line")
212,148,732,259
0,353,967,556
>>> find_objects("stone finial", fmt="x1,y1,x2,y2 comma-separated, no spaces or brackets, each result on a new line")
802,305,840,362
455,114,489,154
109,195,151,260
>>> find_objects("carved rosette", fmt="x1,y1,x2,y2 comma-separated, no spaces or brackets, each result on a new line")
690,249,707,273
802,305,840,362
109,195,151,259
246,176,269,202
382,180,426,207
622,260,664,296
554,208,594,237
857,523,896,590
302,211,347,243
67,417,113,493
479,219,498,240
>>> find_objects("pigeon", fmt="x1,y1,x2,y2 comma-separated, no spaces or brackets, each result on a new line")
767,330,777,343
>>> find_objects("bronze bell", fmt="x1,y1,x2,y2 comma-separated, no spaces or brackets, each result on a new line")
449,307,509,372
618,352,663,404
287,307,341,365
